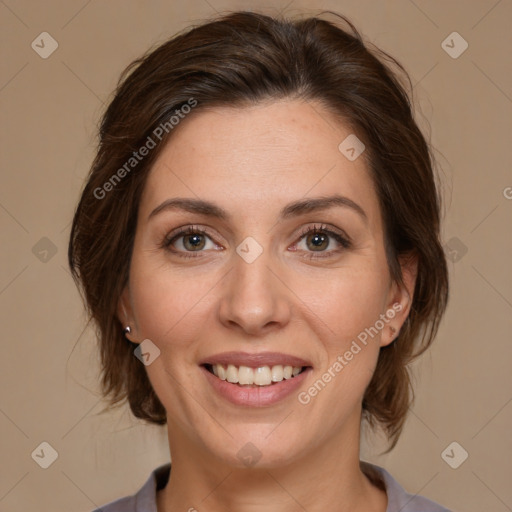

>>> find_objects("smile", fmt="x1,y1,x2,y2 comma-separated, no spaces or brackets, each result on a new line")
199,351,313,406
204,363,307,387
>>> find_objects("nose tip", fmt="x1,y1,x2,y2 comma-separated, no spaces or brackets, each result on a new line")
224,308,281,336
217,255,291,336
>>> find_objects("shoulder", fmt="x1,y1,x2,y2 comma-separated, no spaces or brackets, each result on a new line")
92,463,171,512
361,461,452,512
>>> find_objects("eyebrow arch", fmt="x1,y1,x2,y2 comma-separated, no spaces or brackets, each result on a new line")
148,194,367,223
280,195,367,223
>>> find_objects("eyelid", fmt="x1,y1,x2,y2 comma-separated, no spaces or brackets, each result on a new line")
291,223,352,259
294,223,351,246
162,225,220,249
161,222,352,258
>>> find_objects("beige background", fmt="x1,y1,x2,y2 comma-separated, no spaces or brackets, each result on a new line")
1,1,511,511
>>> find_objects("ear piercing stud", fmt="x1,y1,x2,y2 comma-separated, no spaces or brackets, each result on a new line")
124,326,131,334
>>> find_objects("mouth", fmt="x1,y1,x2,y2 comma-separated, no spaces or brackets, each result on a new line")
202,363,310,387
199,351,313,406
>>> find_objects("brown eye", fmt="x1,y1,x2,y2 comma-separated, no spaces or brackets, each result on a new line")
163,226,219,257
182,233,206,251
306,231,330,251
294,224,351,259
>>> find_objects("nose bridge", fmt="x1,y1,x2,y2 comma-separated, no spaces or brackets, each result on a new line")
218,241,291,334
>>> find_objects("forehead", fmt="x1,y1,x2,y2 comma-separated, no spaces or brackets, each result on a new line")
140,99,380,227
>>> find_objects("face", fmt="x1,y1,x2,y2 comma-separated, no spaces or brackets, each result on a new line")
120,99,415,468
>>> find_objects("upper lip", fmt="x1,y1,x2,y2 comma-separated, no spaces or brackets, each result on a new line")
199,351,312,368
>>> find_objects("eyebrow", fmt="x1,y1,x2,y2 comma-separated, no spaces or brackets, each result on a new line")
148,194,368,223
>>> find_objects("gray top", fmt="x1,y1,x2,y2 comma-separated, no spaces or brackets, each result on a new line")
93,461,451,512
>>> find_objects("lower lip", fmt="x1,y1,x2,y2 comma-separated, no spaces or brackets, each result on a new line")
201,366,311,407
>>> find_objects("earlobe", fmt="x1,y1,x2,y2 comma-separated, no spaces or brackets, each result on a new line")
117,287,136,340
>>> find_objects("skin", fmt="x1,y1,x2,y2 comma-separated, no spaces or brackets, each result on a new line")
119,98,417,512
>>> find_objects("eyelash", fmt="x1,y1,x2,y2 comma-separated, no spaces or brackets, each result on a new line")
162,224,351,260
295,224,351,260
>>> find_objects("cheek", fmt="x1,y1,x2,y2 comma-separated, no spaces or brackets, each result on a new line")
128,255,218,354
295,271,387,428
298,264,389,400
299,264,390,345
128,258,216,418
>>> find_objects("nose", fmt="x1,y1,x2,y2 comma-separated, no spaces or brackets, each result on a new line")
217,250,292,336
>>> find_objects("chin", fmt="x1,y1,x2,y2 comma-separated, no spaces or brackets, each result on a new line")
203,426,308,470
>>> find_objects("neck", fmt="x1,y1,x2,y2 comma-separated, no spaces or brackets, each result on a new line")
157,416,387,512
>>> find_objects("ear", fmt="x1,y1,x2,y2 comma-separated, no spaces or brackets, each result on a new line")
380,252,418,347
117,286,138,342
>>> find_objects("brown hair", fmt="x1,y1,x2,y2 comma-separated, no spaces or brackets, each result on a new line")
68,10,448,449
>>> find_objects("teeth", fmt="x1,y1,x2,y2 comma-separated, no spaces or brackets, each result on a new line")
226,364,239,383
211,364,303,386
271,365,283,382
254,366,272,385
238,365,254,385
216,364,226,380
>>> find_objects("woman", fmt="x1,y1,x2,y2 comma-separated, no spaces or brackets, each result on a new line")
69,10,450,512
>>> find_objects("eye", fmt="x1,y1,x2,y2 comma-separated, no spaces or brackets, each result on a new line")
163,226,220,258
293,224,351,259
162,223,351,260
